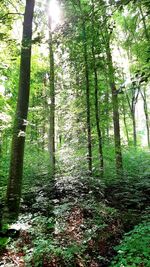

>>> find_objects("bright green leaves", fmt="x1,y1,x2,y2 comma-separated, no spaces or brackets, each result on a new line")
111,221,150,266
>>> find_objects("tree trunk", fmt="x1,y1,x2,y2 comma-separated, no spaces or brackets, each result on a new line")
144,105,150,148
0,129,2,177
78,0,92,174
92,52,104,176
91,0,103,176
104,90,110,141
122,101,130,146
48,19,55,177
140,88,150,148
132,107,137,147
125,92,138,148
144,107,150,148
139,4,149,41
106,42,123,174
3,0,35,224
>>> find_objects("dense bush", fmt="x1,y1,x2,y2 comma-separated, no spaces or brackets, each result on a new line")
110,221,150,267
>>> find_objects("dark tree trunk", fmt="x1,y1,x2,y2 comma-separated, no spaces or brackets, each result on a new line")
122,101,130,145
78,0,92,174
48,19,55,177
91,0,103,177
92,52,104,176
125,92,138,147
132,107,137,147
106,42,123,174
30,95,35,143
104,90,110,141
3,0,35,224
140,88,150,148
0,129,2,176
139,4,149,41
145,105,150,148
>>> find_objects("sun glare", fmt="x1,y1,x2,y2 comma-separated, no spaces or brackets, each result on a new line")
48,0,61,29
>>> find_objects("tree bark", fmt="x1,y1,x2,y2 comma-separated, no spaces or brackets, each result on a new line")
122,100,130,145
3,0,35,224
106,42,123,174
78,0,92,174
144,103,150,148
48,18,55,177
125,90,139,147
139,4,149,41
91,0,103,177
132,106,137,147
140,88,150,148
104,90,110,141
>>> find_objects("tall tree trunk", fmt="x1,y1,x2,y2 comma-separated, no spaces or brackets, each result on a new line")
139,4,149,41
3,0,35,224
106,42,123,174
92,50,104,176
0,129,2,177
125,92,138,147
122,101,130,145
131,89,140,148
91,0,103,176
78,0,92,174
132,106,137,147
104,90,110,141
144,104,150,148
140,88,150,148
30,95,35,143
48,19,55,177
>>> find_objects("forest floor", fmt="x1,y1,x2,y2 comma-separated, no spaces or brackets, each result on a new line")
0,171,149,266
0,147,150,266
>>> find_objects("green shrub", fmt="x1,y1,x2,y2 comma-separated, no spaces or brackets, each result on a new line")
0,237,10,251
110,221,150,267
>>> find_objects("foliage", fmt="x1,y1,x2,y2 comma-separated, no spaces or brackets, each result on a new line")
0,237,10,251
4,196,121,266
23,146,51,190
110,221,150,267
0,0,150,265
26,239,86,267
103,147,150,212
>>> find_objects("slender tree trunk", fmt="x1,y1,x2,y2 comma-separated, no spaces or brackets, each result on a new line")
106,42,123,174
48,19,55,177
140,89,150,148
3,0,35,224
0,130,2,177
139,4,149,41
104,90,110,141
125,92,137,147
123,113,130,146
122,101,130,145
78,0,92,173
91,0,103,176
144,105,150,148
144,108,150,148
42,124,45,150
30,95,35,143
92,54,104,176
83,23,92,174
132,107,137,147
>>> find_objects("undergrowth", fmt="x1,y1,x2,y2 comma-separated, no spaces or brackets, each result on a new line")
0,145,150,266
110,221,150,267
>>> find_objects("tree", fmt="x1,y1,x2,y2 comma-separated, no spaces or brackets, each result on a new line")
91,0,103,177
106,36,123,173
78,0,93,174
48,15,55,177
140,85,150,148
3,0,35,224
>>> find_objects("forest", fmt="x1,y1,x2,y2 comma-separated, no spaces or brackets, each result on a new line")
0,0,150,266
